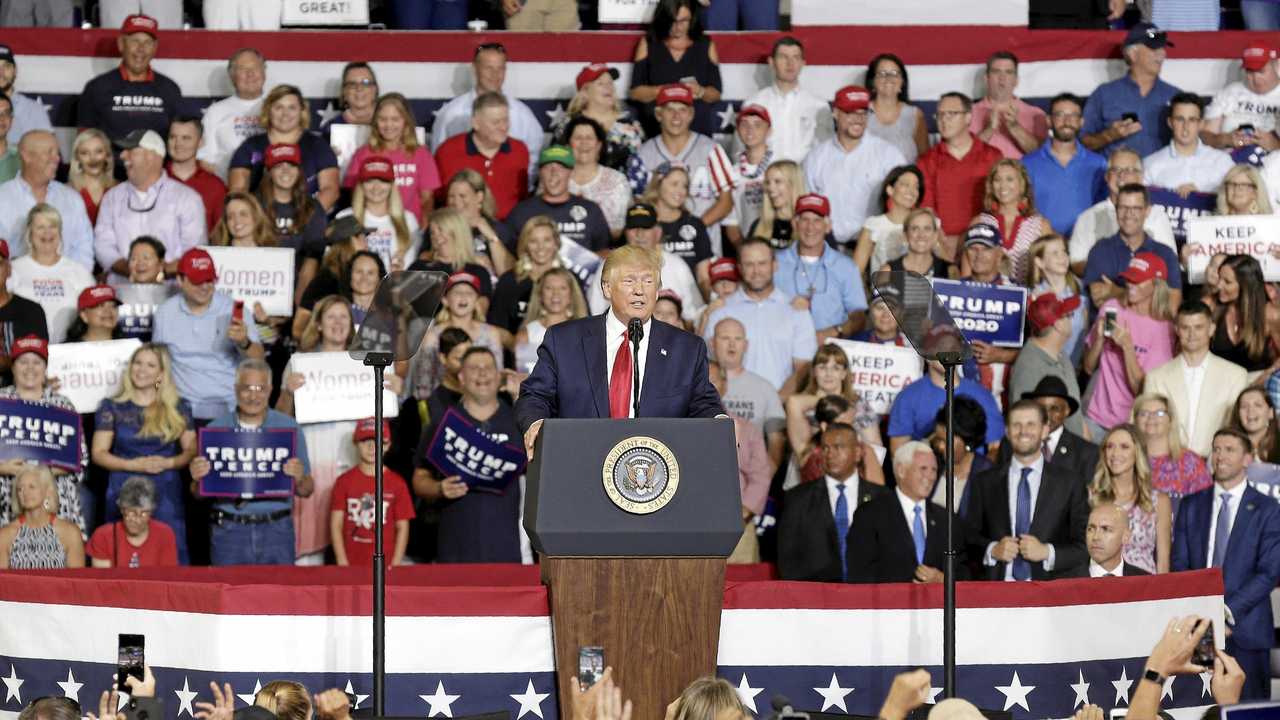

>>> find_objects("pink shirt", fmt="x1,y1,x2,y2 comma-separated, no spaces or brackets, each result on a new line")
343,144,442,223
1085,299,1176,428
968,98,1048,160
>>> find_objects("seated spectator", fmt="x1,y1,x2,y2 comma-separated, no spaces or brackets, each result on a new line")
1143,93,1234,195
1203,43,1280,154
197,48,266,181
804,86,907,248
879,208,956,279
67,129,117,226
409,208,494,302
554,63,644,173
1090,424,1171,573
95,129,207,285
774,193,867,340
342,92,441,225
784,344,882,483
1218,164,1272,216
1083,252,1177,438
1082,23,1181,158
430,44,543,169
330,418,414,567
228,85,340,211
971,51,1048,160
565,116,632,240
706,360,769,564
507,145,611,258
746,159,805,250
1010,293,1087,438
888,359,1005,455
721,105,772,251
853,165,923,275
76,15,181,145
514,267,587,374
1232,387,1280,464
1025,233,1087,363
587,202,702,323
927,397,993,514
0,465,84,569
166,116,227,233
487,216,559,334
971,158,1047,280
337,155,422,272
1070,149,1177,274
1061,503,1150,577
865,54,928,161
918,92,1003,259
629,0,723,137
66,285,124,343
90,342,195,562
434,92,530,220
0,130,95,270
1132,392,1212,516
1082,184,1182,309
256,144,326,302
642,164,713,278
413,347,524,563
1210,255,1279,375
743,37,829,163
412,272,509,401
0,46,52,145
1023,92,1108,237
710,316,785,470
190,358,313,565
86,476,178,568
9,204,94,343
444,169,515,275
849,293,906,345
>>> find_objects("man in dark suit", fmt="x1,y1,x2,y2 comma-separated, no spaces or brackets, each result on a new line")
1172,428,1280,700
967,399,1090,580
997,376,1099,484
515,244,726,456
847,440,967,584
1060,503,1150,578
778,423,885,582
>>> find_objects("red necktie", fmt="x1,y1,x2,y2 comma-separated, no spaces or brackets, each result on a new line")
609,329,633,419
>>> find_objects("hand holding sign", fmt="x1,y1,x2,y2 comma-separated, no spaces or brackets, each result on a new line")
285,458,312,497
441,476,469,500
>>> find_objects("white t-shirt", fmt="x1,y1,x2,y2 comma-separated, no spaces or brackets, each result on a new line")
8,255,95,343
1205,80,1280,134
335,207,421,271
197,94,266,181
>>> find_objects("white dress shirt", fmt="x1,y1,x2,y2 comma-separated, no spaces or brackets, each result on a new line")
743,83,831,163
896,487,927,541
604,311,652,419
802,133,908,244
1181,354,1208,444
1068,197,1177,265
824,473,861,523
1207,479,1248,563
1045,425,1065,458
430,89,544,181
1088,559,1124,577
985,456,1057,579
1142,141,1235,193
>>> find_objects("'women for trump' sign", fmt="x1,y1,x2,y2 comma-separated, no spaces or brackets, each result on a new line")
47,339,142,414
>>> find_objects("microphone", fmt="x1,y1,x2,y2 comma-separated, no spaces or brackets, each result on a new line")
628,317,643,418
627,317,644,343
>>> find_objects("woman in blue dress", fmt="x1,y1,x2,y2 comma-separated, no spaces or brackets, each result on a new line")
91,343,197,563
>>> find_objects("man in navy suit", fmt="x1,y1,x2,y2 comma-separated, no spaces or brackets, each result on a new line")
1172,427,1280,700
516,244,727,456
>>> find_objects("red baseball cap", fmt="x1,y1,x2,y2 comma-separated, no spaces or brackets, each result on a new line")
656,84,695,107
794,193,831,218
1027,292,1082,333
121,13,158,37
264,143,301,168
708,257,739,284
78,284,120,311
575,63,620,91
833,85,871,113
10,334,46,361
1119,252,1168,284
358,155,395,183
1243,42,1277,72
178,248,217,285
446,271,481,293
353,417,391,443
736,104,772,126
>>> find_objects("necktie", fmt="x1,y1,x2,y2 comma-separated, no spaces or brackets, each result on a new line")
912,504,926,565
835,483,849,581
1212,493,1233,568
1013,466,1032,581
608,329,632,419
1041,439,1052,466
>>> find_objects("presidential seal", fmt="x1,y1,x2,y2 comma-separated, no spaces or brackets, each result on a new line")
601,436,680,514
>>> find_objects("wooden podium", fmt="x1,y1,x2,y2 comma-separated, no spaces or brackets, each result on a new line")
525,419,742,720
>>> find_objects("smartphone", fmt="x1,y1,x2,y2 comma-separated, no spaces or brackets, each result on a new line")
1104,308,1117,338
117,634,145,692
1192,623,1215,666
232,300,244,323
577,646,605,689
1122,112,1139,123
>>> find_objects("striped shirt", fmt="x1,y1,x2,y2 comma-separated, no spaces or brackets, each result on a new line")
635,132,735,255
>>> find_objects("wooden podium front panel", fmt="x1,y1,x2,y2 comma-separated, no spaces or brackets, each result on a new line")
542,557,726,720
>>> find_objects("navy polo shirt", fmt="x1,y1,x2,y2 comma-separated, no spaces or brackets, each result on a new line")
1082,74,1181,158
1081,233,1182,290
1022,140,1108,237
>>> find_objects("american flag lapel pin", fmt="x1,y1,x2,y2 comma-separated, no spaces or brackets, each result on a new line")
660,348,668,356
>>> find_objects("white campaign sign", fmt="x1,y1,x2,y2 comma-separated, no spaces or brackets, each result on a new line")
204,246,297,317
329,124,428,177
290,352,400,424
281,0,369,26
47,339,142,414
827,339,923,416
1184,214,1280,283
599,0,659,22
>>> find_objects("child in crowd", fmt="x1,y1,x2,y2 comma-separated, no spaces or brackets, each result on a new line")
329,418,415,567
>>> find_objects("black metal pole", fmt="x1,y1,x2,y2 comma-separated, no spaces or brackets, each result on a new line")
943,362,957,697
366,358,389,716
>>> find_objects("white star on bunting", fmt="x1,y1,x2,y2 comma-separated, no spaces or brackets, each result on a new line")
237,679,263,707
544,103,568,131
343,681,369,710
1199,671,1213,698
509,680,548,719
994,671,1035,712
812,673,853,713
174,677,198,717
926,686,944,704
56,668,83,703
420,681,461,718
717,104,737,131
734,674,763,714
1112,667,1133,706
1161,676,1176,701
2,664,23,704
1069,670,1090,708
316,101,341,127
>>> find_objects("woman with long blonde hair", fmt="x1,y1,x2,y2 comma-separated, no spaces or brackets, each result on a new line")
91,343,197,563
556,62,644,171
445,169,514,275
748,160,806,249
514,267,588,373
490,216,563,334
1090,423,1171,573
343,92,441,223
1216,164,1273,216
341,154,421,271
971,158,1046,280
1131,393,1211,518
67,128,116,225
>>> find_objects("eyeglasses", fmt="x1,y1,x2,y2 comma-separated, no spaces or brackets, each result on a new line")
122,507,153,518
343,78,376,90
1225,181,1257,191
874,70,902,79
236,384,269,394
473,42,507,58
936,110,967,120
1136,409,1169,419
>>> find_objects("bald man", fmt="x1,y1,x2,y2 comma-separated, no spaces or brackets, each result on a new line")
1061,503,1149,578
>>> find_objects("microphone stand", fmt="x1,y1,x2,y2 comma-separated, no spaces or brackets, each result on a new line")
363,350,394,716
628,319,643,417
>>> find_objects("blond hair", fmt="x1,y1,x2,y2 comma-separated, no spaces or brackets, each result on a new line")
1091,424,1155,513
1216,164,1273,215
1131,392,1186,460
671,678,747,720
1024,233,1080,292
24,203,62,255
752,160,806,242
260,85,311,131
524,267,588,326
352,180,413,263
254,681,311,720
428,207,478,270
299,295,354,352
601,245,662,289
14,465,57,515
369,92,420,152
447,168,498,219
67,129,117,192
112,344,189,443
514,215,562,281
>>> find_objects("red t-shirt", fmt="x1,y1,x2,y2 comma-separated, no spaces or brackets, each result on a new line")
329,467,416,567
85,520,179,568
433,132,529,220
168,164,228,233
917,134,1003,236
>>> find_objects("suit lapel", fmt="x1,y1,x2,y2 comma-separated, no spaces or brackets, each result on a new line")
637,322,668,416
992,467,1013,537
583,315,610,419
1193,492,1212,569
1226,486,1259,568
1030,466,1059,538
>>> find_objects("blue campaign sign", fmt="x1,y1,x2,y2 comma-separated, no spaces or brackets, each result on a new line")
0,398,81,471
198,427,295,499
1248,462,1280,503
929,279,1028,348
426,408,526,493
1149,187,1217,245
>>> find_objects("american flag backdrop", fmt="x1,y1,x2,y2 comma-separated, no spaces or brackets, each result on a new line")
0,566,1223,720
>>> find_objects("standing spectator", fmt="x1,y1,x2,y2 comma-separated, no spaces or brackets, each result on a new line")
385,0,467,27
972,159,1047,281
783,344,882,483
319,62,377,142
1143,93,1234,194
0,0,72,25
710,316,785,470
77,15,182,144
1010,376,1100,480
1082,185,1182,309
337,155,422,272
720,105,772,252
1026,234,1088,363
629,0,723,138
1009,293,1087,438
803,86,908,247
343,93,441,225
409,210,493,299
257,143,326,302
1070,150,1177,274
865,54,928,162
1202,43,1280,153
642,164,713,277
66,284,124,343
586,202,703,323
1210,255,1280,375
742,37,829,163
86,476,179,568
431,44,543,168
412,272,508,401
0,130,95,270
1232,387,1280,464
853,165,922,276
67,129,117,227
1082,23,1181,158
1090,424,1171,574
8,204,94,343
554,63,644,173
488,216,561,334
198,48,267,181
1218,164,1272,216
971,52,1048,160
959,222,1011,287
504,0,579,29
0,466,84,569
507,145,611,256
747,159,805,249
434,92,530,220
167,116,227,234
202,0,283,29
190,358,314,566
917,92,1003,258
0,46,52,145
210,192,277,248
879,208,956,279
774,193,867,340
0,96,19,184
888,359,1005,454
1132,392,1212,516
703,0,777,30
152,248,264,422
708,360,770,564
228,85,340,210
566,116,632,240
330,418,414,567
927,398,993,515
94,130,207,285
1022,93,1108,237
99,2,182,28
444,170,515,275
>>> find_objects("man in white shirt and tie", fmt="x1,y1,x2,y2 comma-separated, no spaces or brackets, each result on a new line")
1063,503,1151,577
